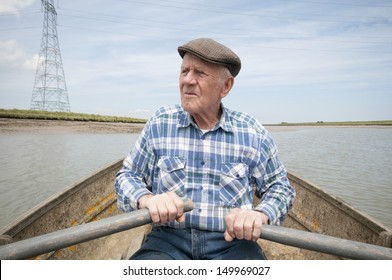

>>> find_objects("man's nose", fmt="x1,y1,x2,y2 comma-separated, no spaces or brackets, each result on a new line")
183,71,197,85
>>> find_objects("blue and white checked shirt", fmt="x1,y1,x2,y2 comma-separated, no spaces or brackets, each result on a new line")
115,104,295,232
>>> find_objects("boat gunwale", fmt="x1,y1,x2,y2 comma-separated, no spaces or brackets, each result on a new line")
287,172,392,235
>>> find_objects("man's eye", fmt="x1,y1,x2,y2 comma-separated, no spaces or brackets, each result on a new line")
196,70,206,76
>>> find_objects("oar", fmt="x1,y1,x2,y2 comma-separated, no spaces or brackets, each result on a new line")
261,224,392,260
1,201,391,260
0,200,194,260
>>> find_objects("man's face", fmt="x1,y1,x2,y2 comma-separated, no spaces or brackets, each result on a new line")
179,54,229,116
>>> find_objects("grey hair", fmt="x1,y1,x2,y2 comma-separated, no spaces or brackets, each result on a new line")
219,66,232,83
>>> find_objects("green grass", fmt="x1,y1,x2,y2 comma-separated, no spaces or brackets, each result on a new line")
2,109,390,126
268,120,392,126
0,108,147,123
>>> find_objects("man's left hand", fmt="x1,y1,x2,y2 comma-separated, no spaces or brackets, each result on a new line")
224,208,269,242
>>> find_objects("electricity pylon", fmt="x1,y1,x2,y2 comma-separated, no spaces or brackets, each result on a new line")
30,0,70,112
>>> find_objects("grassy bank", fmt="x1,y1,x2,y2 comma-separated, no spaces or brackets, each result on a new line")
0,109,147,123
268,120,392,126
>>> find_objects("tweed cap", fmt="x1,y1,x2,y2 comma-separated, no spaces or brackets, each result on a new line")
178,38,241,77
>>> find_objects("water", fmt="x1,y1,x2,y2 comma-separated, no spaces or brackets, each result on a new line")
0,133,139,229
0,127,391,230
268,126,392,229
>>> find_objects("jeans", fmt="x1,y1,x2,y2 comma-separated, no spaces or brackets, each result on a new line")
130,226,266,260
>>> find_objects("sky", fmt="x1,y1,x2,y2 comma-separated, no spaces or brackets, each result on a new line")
0,0,391,124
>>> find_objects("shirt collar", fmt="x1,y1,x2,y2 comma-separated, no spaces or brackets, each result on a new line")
218,105,235,133
177,104,234,133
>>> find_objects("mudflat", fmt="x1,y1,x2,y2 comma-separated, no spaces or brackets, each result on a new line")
0,118,145,134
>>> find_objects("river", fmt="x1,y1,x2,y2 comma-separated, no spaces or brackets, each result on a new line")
269,125,392,229
0,126,391,230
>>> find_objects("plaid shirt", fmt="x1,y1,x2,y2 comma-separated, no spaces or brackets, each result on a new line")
115,104,295,232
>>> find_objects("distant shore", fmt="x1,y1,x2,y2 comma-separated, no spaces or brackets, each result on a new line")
0,118,145,134
266,120,392,126
1,109,390,133
2,117,392,135
0,109,147,134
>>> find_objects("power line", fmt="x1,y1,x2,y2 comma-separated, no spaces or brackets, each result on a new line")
154,0,392,9
275,0,392,8
4,1,390,55
161,0,392,9
118,0,392,25
59,6,391,29
57,24,390,54
152,0,392,15
0,26,41,32
55,10,391,46
58,12,240,38
0,10,41,16
56,7,392,41
58,24,180,41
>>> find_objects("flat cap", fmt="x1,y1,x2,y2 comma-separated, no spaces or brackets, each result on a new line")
178,38,241,77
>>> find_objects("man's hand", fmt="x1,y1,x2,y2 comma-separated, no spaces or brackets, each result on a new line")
224,208,269,242
138,192,185,224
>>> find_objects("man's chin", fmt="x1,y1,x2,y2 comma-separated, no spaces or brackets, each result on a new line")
181,102,197,114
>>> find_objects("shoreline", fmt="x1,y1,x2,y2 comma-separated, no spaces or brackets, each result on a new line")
265,124,392,133
0,118,145,134
1,118,391,135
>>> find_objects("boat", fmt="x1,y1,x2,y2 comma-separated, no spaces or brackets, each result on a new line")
0,158,391,260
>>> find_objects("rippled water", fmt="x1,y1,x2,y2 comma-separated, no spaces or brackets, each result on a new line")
0,133,139,229
269,126,392,229
0,127,391,230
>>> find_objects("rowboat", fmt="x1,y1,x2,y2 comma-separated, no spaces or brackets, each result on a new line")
0,158,391,260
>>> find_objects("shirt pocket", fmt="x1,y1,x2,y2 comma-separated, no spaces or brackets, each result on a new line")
157,156,186,197
219,163,251,207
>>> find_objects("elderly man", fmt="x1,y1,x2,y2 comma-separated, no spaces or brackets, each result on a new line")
115,38,295,260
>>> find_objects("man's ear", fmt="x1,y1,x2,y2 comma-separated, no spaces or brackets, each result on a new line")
221,76,234,98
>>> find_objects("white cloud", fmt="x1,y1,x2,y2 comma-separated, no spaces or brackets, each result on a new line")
1,0,391,122
0,40,38,70
0,0,36,15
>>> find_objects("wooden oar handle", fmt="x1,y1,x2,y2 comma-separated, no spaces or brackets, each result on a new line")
0,199,194,260
261,224,392,260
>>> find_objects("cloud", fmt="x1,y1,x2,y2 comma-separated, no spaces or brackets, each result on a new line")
0,0,36,15
0,40,38,70
1,0,391,122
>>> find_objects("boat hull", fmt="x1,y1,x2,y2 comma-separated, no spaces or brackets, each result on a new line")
0,159,149,259
1,159,391,259
259,173,392,259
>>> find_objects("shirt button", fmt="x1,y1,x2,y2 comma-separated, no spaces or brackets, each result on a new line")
198,208,202,213
201,161,205,166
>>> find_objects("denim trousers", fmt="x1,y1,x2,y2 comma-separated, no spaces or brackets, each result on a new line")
130,226,266,260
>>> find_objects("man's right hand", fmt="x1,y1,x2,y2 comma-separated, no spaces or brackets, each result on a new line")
138,192,185,224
